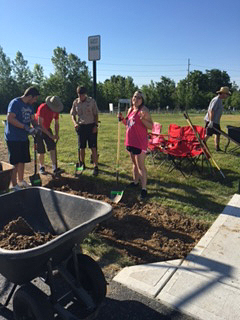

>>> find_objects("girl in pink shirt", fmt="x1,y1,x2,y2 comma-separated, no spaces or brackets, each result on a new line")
119,91,153,199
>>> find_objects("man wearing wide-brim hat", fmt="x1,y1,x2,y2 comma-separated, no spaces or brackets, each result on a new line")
204,86,231,151
35,96,65,176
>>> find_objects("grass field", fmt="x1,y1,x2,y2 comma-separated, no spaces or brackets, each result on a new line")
1,111,240,224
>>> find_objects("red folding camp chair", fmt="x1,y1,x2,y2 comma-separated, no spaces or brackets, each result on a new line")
147,122,166,164
159,124,189,176
181,125,206,174
162,124,206,177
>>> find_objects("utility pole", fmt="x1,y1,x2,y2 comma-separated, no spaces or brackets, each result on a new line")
186,58,190,111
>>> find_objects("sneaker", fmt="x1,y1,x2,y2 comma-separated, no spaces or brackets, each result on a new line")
140,189,148,200
54,167,65,174
93,166,99,176
53,168,65,176
80,162,86,170
128,182,139,188
18,180,30,188
12,184,23,192
39,166,46,175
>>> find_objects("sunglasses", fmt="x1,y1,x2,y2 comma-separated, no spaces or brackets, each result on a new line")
133,96,142,100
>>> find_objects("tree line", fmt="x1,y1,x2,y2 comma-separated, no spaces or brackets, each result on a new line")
1,46,240,114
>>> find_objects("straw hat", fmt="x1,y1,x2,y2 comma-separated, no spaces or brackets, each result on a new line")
45,96,64,113
216,87,231,95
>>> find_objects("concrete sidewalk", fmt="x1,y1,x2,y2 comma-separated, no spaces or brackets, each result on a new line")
114,194,240,320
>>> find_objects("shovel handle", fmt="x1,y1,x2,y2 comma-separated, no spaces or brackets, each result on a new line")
116,121,121,183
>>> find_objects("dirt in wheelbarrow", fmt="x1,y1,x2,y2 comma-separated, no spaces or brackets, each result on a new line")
0,141,209,279
0,217,57,250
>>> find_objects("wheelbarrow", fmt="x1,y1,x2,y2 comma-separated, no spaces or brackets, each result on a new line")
0,161,14,194
0,187,112,320
221,126,240,153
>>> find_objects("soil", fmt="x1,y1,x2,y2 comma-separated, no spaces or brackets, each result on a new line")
0,140,209,278
0,217,56,250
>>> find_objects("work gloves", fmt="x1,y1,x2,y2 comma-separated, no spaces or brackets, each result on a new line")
24,125,42,136
24,125,37,136
208,121,213,128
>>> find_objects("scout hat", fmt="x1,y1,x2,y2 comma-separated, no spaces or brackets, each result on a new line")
45,96,64,113
216,87,231,95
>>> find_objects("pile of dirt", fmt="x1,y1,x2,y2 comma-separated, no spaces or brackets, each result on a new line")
0,217,56,250
0,141,209,266
45,177,209,265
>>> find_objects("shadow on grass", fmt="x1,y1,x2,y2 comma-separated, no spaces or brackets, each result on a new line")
44,166,230,218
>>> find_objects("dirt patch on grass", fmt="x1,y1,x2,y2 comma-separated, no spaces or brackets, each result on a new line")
0,140,209,276
45,177,208,266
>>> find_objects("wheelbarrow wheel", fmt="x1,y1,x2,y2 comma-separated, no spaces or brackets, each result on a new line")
13,283,54,320
67,253,107,306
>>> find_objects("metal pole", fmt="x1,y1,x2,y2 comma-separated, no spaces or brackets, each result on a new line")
186,58,190,111
93,60,97,101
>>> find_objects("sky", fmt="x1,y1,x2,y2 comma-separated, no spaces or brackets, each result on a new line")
0,0,240,88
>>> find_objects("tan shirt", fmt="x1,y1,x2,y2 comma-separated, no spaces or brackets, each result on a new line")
70,97,98,124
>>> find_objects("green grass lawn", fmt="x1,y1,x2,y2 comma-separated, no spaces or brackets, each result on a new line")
1,111,240,224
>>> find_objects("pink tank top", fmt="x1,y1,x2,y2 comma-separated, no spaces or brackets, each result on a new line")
125,108,148,152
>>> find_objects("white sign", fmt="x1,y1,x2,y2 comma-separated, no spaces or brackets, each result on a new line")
109,103,113,113
88,35,101,61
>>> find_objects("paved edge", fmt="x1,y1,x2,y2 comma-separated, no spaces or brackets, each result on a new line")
113,194,240,320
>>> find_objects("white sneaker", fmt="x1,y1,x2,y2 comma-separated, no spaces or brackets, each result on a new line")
18,180,31,188
12,184,23,192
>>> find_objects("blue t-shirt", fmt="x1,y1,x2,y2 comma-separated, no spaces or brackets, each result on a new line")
4,98,34,141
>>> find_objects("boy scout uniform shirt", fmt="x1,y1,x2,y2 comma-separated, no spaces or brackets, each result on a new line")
70,97,98,125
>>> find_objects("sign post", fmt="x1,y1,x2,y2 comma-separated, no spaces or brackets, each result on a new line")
88,35,101,101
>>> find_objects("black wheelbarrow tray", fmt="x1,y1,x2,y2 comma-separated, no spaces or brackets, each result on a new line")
0,187,112,320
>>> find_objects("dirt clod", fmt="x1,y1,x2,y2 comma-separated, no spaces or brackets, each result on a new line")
0,217,56,250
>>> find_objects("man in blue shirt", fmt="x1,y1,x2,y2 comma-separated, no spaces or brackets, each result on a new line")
5,86,40,191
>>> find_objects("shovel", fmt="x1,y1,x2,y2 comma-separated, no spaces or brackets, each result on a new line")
74,126,84,176
29,135,42,186
110,116,124,203
53,139,65,178
75,148,84,176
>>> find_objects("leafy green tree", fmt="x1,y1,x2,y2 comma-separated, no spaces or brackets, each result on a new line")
47,47,92,111
32,64,46,93
51,47,69,78
205,69,231,93
12,51,33,93
100,75,137,109
187,70,208,92
176,79,187,110
142,81,159,110
227,90,240,110
155,77,176,109
0,47,17,113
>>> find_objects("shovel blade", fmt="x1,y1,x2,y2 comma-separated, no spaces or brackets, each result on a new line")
29,174,42,186
110,190,124,203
